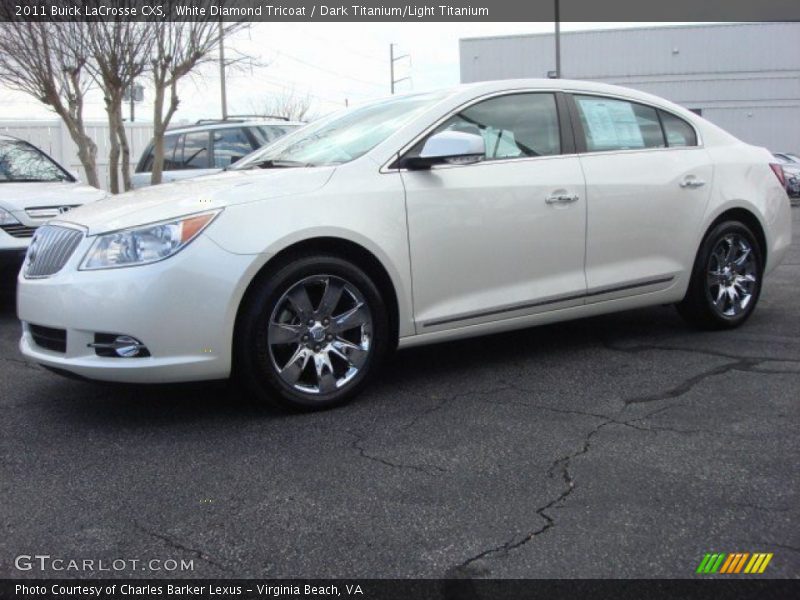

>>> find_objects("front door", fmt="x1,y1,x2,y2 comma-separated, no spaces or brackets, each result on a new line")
402,92,588,332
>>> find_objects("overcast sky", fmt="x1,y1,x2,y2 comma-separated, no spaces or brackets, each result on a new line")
0,22,688,124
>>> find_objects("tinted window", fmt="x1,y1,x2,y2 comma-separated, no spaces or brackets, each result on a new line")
212,127,253,168
0,140,70,182
574,95,665,152
660,111,698,147
140,134,180,172
163,135,181,170
253,125,297,144
417,93,561,160
181,132,209,169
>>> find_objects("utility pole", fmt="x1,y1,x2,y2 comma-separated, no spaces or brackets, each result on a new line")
554,0,561,78
219,20,228,119
130,84,135,122
390,43,410,94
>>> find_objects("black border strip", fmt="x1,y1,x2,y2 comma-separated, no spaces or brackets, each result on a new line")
422,276,674,328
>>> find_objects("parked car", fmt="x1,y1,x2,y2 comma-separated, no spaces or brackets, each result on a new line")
773,152,800,198
0,134,106,275
131,116,304,188
17,80,792,410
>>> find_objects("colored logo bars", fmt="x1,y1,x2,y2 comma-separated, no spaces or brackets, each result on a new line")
696,552,773,574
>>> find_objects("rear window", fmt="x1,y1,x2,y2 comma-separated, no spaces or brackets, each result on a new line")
574,95,665,152
660,111,697,147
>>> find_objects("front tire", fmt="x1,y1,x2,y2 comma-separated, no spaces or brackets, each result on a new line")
236,255,390,411
676,220,763,330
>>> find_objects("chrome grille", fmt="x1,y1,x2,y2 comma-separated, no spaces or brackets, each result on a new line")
24,225,84,278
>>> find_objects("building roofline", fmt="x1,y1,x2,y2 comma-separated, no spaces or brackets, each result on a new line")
459,21,787,43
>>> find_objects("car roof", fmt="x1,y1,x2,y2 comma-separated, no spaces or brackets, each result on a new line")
165,120,305,134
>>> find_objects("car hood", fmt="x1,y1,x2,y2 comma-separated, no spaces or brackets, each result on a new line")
52,167,336,235
0,181,107,212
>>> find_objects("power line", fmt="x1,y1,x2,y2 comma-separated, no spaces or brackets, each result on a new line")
262,47,385,89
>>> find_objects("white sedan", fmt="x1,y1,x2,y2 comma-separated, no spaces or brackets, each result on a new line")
0,134,106,275
17,80,792,410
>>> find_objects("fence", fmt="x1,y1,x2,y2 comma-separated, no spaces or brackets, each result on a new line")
0,119,154,192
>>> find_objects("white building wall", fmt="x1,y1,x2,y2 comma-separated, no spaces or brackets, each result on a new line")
460,23,800,153
0,119,153,192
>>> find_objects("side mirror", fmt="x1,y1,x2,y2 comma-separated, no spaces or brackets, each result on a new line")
403,131,485,170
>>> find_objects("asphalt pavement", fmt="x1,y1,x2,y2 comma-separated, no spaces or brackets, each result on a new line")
1,208,798,579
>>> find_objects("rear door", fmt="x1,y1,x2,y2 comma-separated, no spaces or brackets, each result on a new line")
569,93,713,298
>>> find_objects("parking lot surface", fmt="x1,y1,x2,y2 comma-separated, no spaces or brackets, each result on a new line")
1,208,798,579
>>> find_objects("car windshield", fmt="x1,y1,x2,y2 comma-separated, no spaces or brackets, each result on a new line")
232,91,448,169
0,140,71,183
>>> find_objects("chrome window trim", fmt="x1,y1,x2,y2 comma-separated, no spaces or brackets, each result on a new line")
380,87,704,173
379,88,570,174
566,89,704,152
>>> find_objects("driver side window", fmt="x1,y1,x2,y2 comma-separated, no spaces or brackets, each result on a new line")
414,93,562,161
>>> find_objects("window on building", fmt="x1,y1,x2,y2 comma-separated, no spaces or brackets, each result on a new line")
574,95,665,152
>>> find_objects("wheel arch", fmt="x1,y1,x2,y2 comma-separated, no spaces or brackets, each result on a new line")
233,236,401,352
704,206,768,268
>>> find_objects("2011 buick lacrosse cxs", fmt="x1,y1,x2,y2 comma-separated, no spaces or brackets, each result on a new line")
17,80,792,410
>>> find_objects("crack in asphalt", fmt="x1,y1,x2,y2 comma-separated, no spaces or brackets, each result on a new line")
600,339,800,365
731,502,795,513
447,340,799,576
347,429,448,475
0,355,41,371
133,521,233,574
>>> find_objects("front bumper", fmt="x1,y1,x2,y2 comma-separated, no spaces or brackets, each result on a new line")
17,234,257,383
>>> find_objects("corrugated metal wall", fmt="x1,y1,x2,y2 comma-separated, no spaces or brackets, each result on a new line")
460,23,800,153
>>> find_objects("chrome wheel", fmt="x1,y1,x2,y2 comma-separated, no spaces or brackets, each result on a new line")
706,234,757,318
267,275,372,395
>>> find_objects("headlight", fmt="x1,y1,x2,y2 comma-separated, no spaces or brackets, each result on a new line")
80,210,220,270
0,207,21,226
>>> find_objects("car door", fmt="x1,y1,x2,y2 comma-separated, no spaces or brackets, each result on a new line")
401,91,588,332
569,93,713,297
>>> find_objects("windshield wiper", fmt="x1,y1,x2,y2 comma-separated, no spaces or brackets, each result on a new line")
250,159,309,169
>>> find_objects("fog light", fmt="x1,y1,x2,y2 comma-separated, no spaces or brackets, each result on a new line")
89,334,150,358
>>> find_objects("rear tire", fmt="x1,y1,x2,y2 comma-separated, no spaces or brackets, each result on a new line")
235,254,390,411
676,220,763,330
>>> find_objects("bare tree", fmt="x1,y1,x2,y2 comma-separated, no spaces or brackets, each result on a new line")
248,88,314,122
148,17,247,185
0,16,100,187
88,18,153,193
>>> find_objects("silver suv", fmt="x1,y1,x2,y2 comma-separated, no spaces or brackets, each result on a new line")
132,116,303,188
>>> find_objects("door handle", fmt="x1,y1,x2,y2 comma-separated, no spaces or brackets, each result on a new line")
679,176,705,189
545,194,579,205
